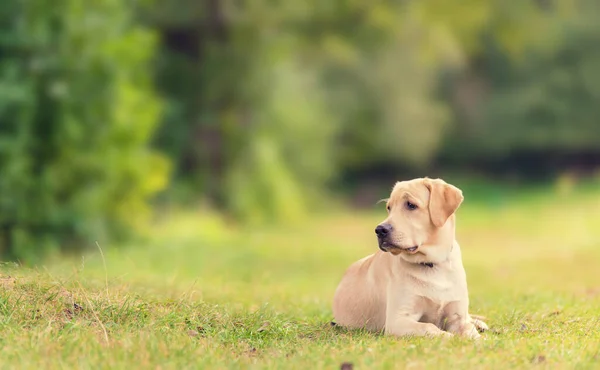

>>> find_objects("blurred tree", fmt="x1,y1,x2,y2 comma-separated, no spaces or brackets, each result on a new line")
482,1,600,154
0,0,168,261
441,0,600,176
148,0,340,223
146,0,600,219
2,0,597,259
148,0,479,219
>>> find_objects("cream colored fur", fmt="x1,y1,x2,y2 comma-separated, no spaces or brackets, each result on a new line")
332,178,487,338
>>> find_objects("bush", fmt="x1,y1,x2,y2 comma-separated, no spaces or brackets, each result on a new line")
0,0,169,262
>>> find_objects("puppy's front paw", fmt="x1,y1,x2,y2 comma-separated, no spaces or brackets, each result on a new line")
460,322,482,339
471,317,489,333
466,328,482,340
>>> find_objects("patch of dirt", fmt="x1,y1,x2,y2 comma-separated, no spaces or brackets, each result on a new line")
0,276,16,289
63,303,84,320
531,355,546,364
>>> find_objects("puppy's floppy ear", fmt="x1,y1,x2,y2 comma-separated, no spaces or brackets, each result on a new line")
424,178,464,228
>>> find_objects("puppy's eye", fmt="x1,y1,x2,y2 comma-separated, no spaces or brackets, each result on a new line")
386,205,391,212
405,201,417,210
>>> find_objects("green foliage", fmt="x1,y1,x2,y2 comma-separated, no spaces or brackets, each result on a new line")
0,0,168,261
482,6,600,155
226,59,337,223
3,0,599,254
149,0,600,225
443,0,600,163
319,0,460,169
150,1,342,223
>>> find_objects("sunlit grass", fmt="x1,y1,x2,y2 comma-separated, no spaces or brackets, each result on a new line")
1,182,600,369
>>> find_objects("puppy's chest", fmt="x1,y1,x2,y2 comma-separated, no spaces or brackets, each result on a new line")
416,277,461,301
407,272,467,315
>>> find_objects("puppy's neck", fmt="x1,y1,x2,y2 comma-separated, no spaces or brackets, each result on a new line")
397,241,455,271
400,218,457,266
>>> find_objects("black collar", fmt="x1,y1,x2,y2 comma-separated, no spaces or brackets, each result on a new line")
419,262,434,268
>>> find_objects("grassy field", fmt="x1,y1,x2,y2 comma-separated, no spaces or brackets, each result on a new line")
2,181,600,369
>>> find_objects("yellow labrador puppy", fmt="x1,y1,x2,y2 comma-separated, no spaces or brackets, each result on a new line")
332,178,487,338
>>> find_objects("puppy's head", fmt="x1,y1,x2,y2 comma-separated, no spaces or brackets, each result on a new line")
375,178,463,263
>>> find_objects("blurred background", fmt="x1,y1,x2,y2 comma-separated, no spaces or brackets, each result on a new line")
1,0,600,263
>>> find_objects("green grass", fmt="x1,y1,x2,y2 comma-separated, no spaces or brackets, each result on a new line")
2,183,600,369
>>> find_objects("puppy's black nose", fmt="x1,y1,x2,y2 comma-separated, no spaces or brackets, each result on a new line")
375,223,393,238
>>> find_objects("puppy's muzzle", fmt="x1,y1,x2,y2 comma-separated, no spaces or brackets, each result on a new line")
375,224,418,253
375,223,393,251
375,223,392,238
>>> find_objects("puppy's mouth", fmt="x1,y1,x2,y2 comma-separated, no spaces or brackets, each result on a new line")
378,241,418,254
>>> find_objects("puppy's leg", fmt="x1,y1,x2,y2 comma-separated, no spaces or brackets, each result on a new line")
470,315,490,332
385,294,451,338
385,318,452,338
459,321,481,339
445,314,481,339
469,314,489,333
